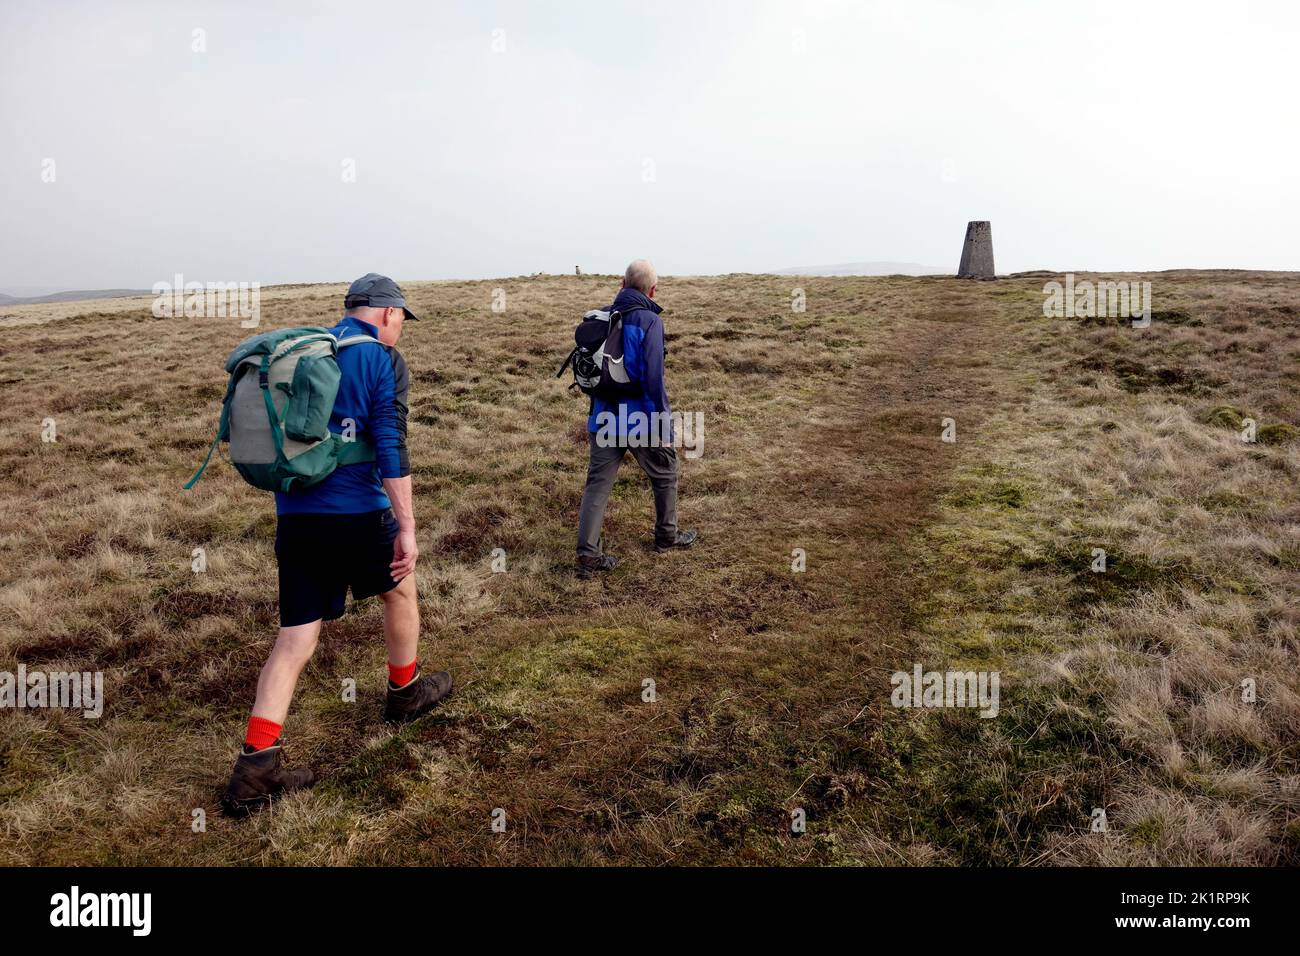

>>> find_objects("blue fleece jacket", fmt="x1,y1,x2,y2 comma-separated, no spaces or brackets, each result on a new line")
587,288,671,444
275,316,411,515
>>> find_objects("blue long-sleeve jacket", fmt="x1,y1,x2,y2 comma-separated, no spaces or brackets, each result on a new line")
587,288,671,443
275,315,411,515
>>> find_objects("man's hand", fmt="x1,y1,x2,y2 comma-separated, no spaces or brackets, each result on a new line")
383,475,418,581
391,528,419,581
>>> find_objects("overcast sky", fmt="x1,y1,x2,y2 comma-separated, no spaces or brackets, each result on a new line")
2,0,1297,291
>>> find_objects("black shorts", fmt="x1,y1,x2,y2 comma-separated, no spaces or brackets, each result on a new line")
275,509,401,627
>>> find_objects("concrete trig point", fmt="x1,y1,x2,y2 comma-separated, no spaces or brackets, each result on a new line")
957,220,995,279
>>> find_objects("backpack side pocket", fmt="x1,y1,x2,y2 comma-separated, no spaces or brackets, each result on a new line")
282,353,341,443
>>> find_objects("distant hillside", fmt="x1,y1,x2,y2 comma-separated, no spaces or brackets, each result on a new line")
772,261,946,277
0,288,150,306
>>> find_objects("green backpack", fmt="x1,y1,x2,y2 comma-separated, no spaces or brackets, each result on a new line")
184,326,380,493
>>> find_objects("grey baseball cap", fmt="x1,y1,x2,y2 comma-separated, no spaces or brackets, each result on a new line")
344,273,419,321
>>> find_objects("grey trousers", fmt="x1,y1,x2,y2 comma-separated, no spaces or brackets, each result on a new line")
577,433,678,557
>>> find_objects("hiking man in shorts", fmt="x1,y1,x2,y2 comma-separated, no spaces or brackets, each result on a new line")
222,273,452,816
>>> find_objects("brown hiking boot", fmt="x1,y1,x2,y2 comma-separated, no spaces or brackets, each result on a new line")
221,739,315,817
383,669,453,725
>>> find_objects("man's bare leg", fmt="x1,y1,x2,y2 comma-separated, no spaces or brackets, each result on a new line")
222,621,320,815
250,620,322,726
380,573,419,675
379,573,453,721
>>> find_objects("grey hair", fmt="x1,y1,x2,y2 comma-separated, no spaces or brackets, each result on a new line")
624,259,657,293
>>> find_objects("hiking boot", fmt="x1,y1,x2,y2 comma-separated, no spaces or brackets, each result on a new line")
576,554,618,580
221,740,315,817
654,529,698,553
383,669,453,725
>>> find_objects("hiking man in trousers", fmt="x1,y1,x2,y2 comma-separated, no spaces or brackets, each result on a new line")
222,273,452,816
576,259,697,578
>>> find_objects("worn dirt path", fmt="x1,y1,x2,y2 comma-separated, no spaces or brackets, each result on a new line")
340,283,1008,865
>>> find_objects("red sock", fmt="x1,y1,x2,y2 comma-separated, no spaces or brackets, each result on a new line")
244,716,282,751
388,659,418,687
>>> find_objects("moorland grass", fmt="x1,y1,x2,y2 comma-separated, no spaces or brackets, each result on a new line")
0,271,1296,864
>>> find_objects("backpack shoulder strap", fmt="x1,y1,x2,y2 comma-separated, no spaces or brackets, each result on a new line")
331,335,381,463
336,334,383,349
